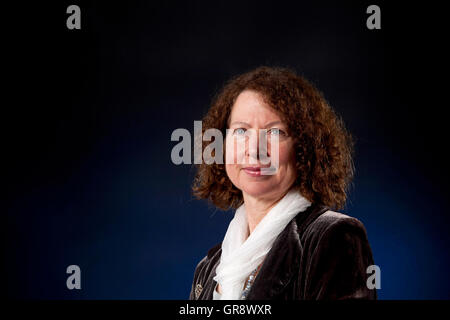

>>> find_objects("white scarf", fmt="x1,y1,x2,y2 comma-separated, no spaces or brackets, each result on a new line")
213,188,312,300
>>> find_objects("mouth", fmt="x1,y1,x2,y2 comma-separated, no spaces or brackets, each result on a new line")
242,166,268,177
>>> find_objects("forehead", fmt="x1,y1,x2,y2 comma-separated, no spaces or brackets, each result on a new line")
229,90,282,124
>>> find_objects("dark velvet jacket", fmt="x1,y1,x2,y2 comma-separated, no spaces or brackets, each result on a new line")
189,203,377,300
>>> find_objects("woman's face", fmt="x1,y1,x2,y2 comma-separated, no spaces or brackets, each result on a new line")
225,90,297,201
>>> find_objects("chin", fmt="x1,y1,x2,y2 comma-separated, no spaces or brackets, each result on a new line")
240,181,279,198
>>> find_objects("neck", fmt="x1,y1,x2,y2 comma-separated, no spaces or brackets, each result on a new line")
243,190,289,234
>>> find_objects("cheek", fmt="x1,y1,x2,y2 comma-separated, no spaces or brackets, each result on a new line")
277,143,297,177
276,142,295,165
225,164,240,188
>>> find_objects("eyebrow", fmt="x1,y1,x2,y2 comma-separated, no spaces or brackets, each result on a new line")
229,120,284,127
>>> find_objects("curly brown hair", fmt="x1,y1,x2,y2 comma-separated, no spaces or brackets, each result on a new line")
192,66,354,211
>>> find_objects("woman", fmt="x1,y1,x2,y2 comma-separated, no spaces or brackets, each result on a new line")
189,66,377,300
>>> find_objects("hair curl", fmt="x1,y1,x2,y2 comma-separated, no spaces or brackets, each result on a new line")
192,66,354,211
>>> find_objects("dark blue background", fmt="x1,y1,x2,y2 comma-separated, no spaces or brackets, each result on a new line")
4,1,449,299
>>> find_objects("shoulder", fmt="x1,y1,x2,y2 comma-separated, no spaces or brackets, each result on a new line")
307,210,368,234
207,242,222,259
302,210,370,249
298,210,377,300
192,242,222,281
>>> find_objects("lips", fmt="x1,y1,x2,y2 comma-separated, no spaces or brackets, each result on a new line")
242,166,267,177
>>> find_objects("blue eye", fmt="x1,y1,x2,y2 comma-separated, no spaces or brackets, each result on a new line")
233,128,246,135
269,128,284,136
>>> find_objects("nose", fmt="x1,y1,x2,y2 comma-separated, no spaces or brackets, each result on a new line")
246,130,258,162
245,129,270,164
